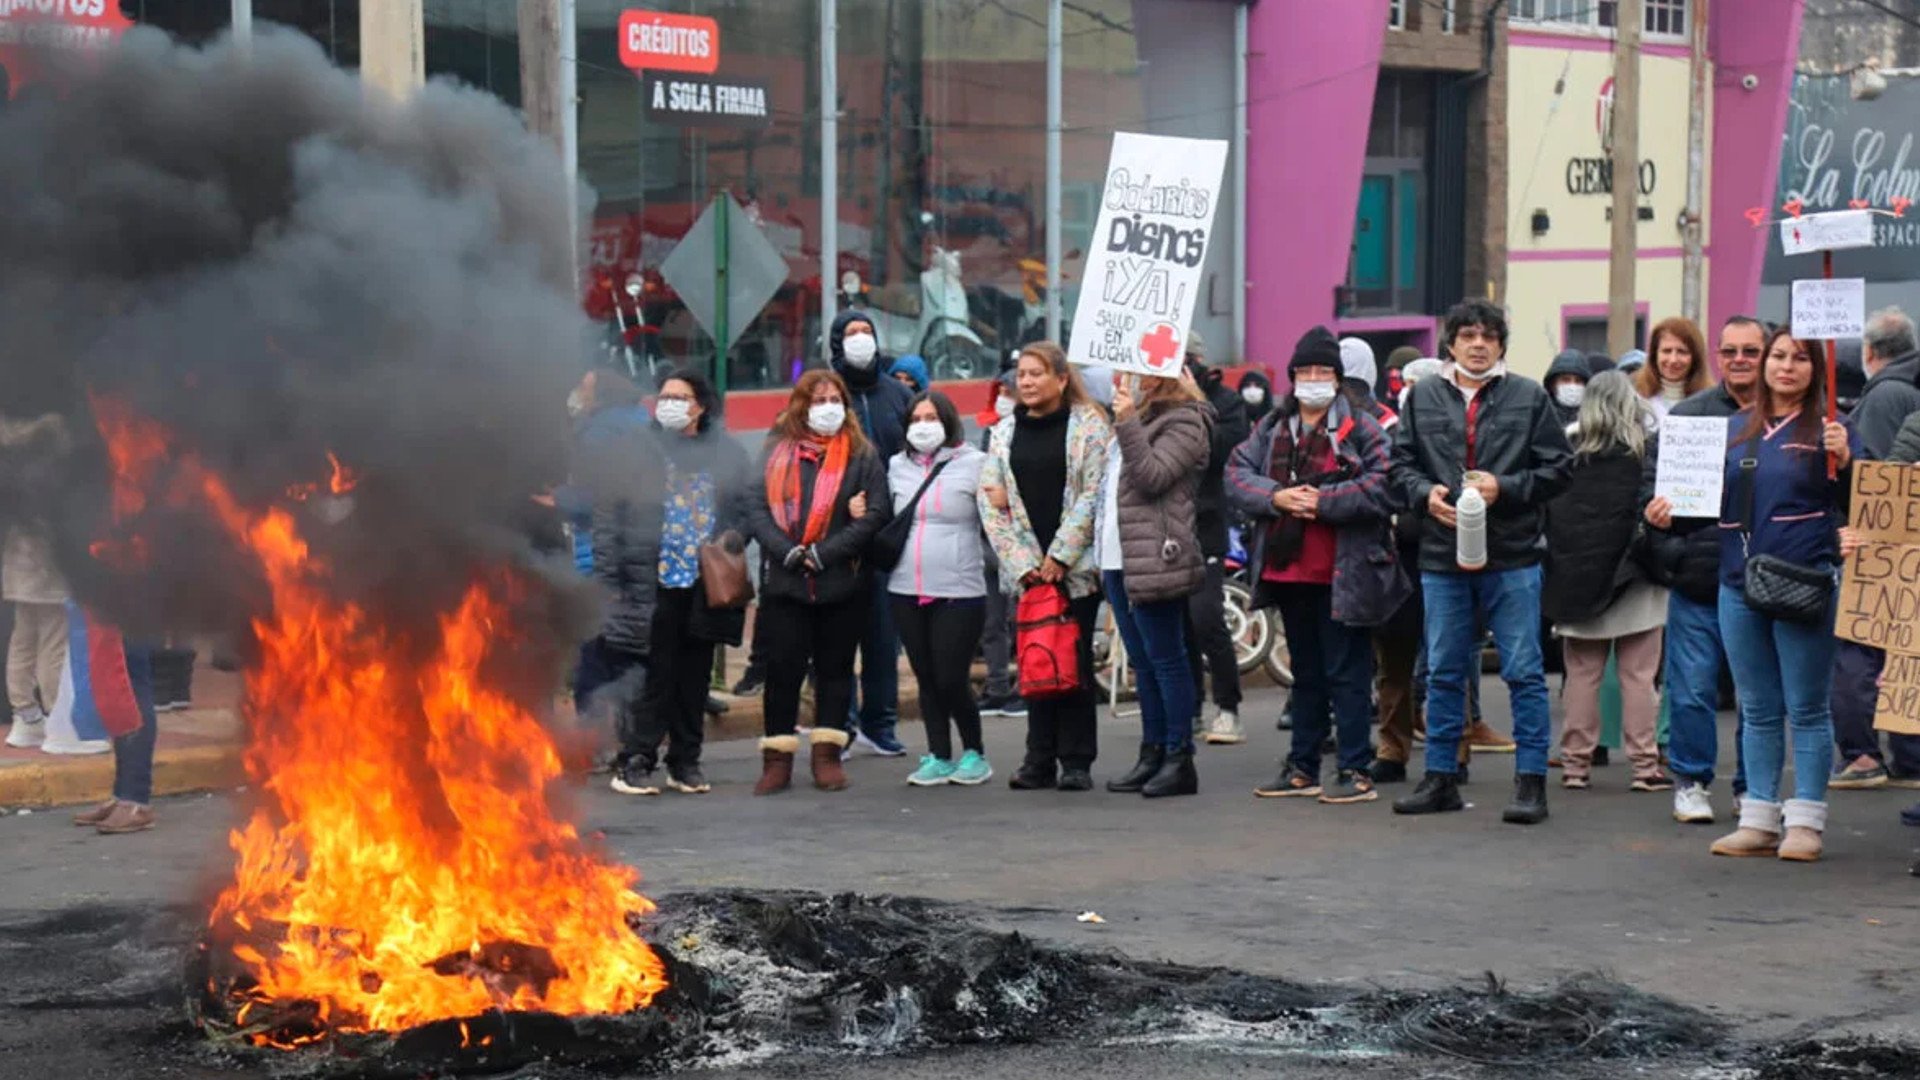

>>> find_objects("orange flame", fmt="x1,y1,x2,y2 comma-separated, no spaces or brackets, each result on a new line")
91,400,666,1040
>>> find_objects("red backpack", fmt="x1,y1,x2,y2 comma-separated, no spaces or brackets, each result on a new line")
1015,584,1082,700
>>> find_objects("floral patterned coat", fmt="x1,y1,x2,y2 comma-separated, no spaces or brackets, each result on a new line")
978,401,1112,599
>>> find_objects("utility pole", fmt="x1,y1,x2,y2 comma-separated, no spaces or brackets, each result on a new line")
1680,0,1709,325
518,0,580,282
1606,0,1643,358
360,0,425,100
1045,0,1063,342
819,0,839,363
230,0,252,46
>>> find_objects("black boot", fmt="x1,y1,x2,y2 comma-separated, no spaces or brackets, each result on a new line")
1503,773,1550,825
1141,745,1198,798
1392,772,1464,815
1372,759,1408,784
1106,744,1164,793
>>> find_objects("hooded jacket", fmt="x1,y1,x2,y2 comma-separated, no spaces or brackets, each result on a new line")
888,354,930,394
1389,367,1574,574
886,443,988,600
1191,363,1252,557
1543,349,1592,428
1238,369,1275,426
830,308,914,462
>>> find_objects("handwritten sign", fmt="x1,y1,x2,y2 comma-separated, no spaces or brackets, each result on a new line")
1837,464,1920,662
1653,415,1728,518
1791,277,1866,339
1779,208,1877,255
1067,132,1228,377
1876,651,1920,736
1850,462,1920,544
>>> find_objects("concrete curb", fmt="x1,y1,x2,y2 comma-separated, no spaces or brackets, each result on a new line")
0,686,926,809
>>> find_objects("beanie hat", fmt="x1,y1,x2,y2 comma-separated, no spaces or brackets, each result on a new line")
1289,326,1344,377
1338,337,1378,392
1184,328,1208,365
1386,345,1422,371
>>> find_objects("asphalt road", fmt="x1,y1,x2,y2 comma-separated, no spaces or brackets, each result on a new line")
4,680,1918,1079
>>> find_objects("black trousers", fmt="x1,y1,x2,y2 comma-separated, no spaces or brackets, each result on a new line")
761,594,867,738
894,596,988,760
1185,559,1242,711
623,588,713,771
1022,592,1102,772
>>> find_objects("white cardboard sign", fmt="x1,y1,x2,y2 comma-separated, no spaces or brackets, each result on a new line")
1779,209,1877,256
1791,277,1867,340
1655,415,1730,519
1067,132,1229,377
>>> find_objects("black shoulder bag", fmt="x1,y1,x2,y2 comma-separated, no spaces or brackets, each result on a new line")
870,459,952,572
1736,432,1834,625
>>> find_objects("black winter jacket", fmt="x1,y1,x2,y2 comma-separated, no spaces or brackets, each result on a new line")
1193,366,1252,557
830,308,915,462
745,437,892,606
1389,370,1573,573
1849,351,1920,460
575,407,667,657
1640,383,1743,603
1543,349,1592,428
1542,447,1648,623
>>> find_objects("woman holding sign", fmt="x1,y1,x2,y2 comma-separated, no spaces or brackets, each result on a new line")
1709,328,1862,863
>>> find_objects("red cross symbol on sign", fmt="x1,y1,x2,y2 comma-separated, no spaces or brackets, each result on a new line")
1138,322,1183,372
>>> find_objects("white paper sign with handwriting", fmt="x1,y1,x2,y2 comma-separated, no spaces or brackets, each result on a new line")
1656,415,1730,519
1791,277,1867,340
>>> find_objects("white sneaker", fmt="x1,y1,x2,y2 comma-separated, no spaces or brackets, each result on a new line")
1202,709,1245,745
5,718,45,749
1673,782,1716,824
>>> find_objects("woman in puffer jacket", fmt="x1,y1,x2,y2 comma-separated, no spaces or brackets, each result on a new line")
1098,369,1212,799
888,390,994,787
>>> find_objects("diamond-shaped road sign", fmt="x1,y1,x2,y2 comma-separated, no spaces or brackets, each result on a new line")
659,193,788,354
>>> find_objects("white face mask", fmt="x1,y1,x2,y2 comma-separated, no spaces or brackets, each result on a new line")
906,420,945,454
842,333,878,369
1554,384,1586,409
807,402,847,436
655,398,694,432
995,395,1017,419
566,389,587,418
1294,381,1337,409
1240,386,1266,407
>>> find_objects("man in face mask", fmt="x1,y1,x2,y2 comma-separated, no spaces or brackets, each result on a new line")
1389,299,1572,825
826,307,915,756
1182,332,1253,743
1544,349,1591,428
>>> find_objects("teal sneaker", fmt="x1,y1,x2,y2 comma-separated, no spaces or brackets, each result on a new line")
951,750,994,786
907,755,958,786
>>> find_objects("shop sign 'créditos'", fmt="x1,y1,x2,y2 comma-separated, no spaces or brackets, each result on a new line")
618,9,719,75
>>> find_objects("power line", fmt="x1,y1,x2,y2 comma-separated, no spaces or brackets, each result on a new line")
1844,0,1920,31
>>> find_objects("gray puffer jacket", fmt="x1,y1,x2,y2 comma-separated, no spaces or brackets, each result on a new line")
1112,399,1211,605
886,444,988,599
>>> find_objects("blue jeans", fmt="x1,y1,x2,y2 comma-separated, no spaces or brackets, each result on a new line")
1104,571,1196,751
1718,586,1836,805
1273,583,1375,776
1421,566,1552,776
113,644,157,805
848,580,900,737
1664,591,1744,791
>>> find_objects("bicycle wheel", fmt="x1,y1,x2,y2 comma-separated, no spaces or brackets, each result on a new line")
1221,579,1271,676
1262,612,1293,687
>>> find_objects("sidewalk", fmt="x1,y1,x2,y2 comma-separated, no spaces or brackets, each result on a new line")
0,645,924,808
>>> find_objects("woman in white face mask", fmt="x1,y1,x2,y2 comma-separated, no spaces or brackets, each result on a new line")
744,370,892,795
884,391,994,787
608,370,755,798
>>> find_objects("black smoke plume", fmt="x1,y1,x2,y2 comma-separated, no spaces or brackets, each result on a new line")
0,26,598,674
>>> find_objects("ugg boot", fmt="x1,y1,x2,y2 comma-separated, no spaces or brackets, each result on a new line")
1779,799,1828,862
1710,798,1782,857
1106,744,1164,793
809,727,851,791
754,736,798,796
1141,744,1198,798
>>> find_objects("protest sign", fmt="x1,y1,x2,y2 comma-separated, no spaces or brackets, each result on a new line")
1790,277,1866,340
1067,132,1228,377
1653,415,1728,518
1876,651,1920,736
1778,208,1878,256
1836,464,1920,660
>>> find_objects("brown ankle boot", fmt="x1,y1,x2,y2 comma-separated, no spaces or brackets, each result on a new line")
810,728,850,791
1711,799,1782,857
754,736,799,796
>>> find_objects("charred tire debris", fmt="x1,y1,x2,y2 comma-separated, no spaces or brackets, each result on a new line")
0,891,1911,1079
